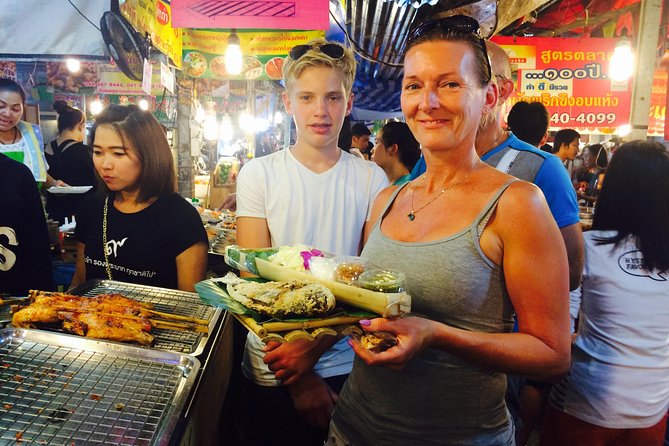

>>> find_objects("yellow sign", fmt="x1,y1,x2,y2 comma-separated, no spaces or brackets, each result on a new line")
182,29,323,80
97,62,165,96
120,0,182,69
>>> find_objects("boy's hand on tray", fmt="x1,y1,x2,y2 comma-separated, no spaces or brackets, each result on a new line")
263,337,336,386
348,317,434,370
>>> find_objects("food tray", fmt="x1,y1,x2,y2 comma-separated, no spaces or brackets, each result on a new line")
233,313,367,344
68,280,222,356
223,246,411,317
0,328,199,446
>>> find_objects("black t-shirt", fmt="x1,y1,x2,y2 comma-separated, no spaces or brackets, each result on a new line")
75,193,207,289
0,154,55,295
45,139,97,224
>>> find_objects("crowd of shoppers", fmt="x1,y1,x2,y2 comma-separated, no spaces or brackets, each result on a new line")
3,13,669,446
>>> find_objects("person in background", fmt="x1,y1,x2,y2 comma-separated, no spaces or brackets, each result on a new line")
235,38,387,445
0,78,49,184
411,41,583,292
0,153,55,295
329,16,570,446
506,101,550,148
371,120,420,185
254,130,275,158
350,122,371,159
44,100,96,224
573,143,607,205
541,140,669,446
71,105,207,292
553,128,581,166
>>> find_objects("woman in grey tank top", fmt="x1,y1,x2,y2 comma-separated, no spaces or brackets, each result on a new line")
328,16,571,446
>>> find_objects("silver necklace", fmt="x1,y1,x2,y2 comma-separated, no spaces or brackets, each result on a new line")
407,159,480,221
102,196,113,280
479,130,508,158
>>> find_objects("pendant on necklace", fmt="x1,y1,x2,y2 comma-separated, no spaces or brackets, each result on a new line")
407,212,415,221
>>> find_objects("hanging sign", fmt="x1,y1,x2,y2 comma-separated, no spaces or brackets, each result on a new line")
646,69,667,137
97,62,165,96
120,0,183,69
492,36,632,130
182,29,323,80
161,61,176,93
171,0,329,30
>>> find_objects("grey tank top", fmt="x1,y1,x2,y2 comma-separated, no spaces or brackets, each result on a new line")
333,181,517,446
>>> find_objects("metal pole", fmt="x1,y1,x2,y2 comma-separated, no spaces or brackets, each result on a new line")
176,73,194,198
629,0,663,140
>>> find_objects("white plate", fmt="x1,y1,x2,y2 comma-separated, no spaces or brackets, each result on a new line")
46,186,93,194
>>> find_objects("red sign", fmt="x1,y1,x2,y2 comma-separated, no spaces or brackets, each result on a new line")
156,1,170,25
492,36,632,130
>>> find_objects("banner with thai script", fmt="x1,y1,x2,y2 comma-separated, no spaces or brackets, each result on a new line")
492,36,632,130
120,0,183,69
97,62,165,96
171,0,328,30
647,69,667,137
182,29,323,80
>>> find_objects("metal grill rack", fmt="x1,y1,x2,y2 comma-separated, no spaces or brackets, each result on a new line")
0,329,199,446
69,280,221,356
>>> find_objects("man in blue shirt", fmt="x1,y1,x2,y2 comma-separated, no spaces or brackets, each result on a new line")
411,41,583,291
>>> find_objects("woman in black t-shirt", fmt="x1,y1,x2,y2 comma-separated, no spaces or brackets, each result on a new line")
45,101,96,224
72,105,207,291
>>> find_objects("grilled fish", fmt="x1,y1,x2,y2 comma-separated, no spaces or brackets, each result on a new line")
219,272,335,319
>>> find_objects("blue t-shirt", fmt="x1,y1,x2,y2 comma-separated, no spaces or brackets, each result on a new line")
410,133,579,228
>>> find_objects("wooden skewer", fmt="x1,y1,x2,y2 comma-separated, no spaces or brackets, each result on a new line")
51,310,209,334
152,320,209,333
0,296,29,306
146,309,209,326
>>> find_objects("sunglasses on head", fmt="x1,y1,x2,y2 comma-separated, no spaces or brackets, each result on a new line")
289,43,346,61
407,15,492,83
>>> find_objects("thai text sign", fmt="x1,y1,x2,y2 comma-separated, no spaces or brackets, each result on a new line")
182,29,323,80
647,69,666,138
492,36,632,129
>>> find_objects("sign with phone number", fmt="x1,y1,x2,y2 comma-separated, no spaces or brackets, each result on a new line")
492,36,632,130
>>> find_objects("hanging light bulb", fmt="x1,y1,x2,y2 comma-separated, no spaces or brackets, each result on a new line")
239,111,255,133
609,40,634,82
138,98,150,110
90,99,104,115
225,30,243,75
66,58,81,73
219,115,234,142
203,115,219,141
617,124,631,137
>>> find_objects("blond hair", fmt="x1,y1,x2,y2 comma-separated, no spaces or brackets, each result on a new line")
282,39,356,94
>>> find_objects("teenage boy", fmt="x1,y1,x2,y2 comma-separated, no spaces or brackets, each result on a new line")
235,39,388,446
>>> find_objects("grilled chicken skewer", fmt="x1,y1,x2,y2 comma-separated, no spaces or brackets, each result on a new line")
12,291,209,345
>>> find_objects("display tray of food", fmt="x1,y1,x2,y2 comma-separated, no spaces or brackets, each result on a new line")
0,328,199,446
224,245,411,317
49,280,222,356
196,272,377,344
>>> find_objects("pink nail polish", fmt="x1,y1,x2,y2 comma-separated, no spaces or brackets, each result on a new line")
359,319,371,326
